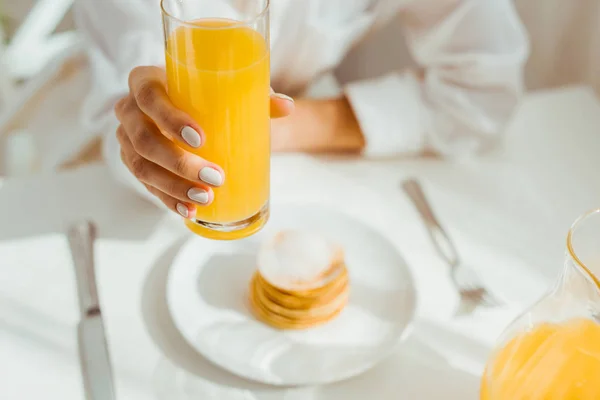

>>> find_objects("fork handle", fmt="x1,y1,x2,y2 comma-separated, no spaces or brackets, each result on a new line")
402,179,460,267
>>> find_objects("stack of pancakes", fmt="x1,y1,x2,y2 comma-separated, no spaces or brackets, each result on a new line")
249,231,350,330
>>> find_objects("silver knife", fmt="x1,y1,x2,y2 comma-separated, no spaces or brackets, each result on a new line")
68,221,116,400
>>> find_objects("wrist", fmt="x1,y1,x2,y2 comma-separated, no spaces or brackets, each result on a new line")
328,97,364,152
283,98,364,153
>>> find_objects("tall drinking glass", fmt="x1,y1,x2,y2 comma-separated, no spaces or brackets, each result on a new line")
161,0,270,240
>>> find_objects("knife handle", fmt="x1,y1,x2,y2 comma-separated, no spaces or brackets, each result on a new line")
68,221,99,315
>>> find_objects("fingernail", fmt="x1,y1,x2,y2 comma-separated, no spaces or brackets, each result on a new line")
176,203,189,218
272,93,294,103
188,188,209,204
181,126,201,148
199,167,224,186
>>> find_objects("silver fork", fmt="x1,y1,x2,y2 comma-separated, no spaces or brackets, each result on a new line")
402,179,502,313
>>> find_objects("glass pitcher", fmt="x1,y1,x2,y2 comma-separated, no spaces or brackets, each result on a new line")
481,209,600,400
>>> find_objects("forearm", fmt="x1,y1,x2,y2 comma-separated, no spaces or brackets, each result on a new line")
272,97,365,153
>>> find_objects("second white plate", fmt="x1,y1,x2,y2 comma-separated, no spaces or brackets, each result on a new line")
166,204,416,386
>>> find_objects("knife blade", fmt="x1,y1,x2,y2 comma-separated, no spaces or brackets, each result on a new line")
78,313,116,400
68,221,116,400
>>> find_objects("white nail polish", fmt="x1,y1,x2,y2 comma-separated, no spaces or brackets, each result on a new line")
199,167,224,186
272,93,294,103
188,188,209,204
176,203,189,218
181,126,201,148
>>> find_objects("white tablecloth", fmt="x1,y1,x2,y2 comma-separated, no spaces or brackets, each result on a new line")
1,86,599,399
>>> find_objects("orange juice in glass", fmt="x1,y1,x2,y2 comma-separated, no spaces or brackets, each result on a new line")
161,0,270,240
481,209,600,399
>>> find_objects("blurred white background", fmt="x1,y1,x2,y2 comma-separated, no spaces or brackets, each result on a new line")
2,0,600,91
1,0,599,175
339,0,600,94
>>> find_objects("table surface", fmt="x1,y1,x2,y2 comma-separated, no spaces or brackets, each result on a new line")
1,86,599,399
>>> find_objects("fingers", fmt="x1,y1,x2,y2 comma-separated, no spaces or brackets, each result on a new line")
119,126,214,212
128,66,205,149
116,107,225,187
129,155,215,207
127,67,293,139
144,183,197,219
270,90,295,119
118,66,295,219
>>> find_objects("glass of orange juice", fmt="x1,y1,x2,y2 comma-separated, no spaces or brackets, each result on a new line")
161,0,270,240
481,209,600,400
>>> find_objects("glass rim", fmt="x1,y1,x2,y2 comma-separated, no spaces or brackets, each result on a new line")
160,0,270,29
567,208,600,287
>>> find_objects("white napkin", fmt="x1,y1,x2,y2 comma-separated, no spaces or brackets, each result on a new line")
0,327,154,400
0,234,77,348
0,165,166,357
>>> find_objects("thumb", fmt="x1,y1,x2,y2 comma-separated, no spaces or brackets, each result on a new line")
270,89,295,119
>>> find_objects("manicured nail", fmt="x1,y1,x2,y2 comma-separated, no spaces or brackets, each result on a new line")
188,188,209,204
176,203,189,218
272,93,294,103
181,126,201,148
199,167,224,186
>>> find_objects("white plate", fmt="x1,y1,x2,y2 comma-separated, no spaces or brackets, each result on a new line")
166,204,416,386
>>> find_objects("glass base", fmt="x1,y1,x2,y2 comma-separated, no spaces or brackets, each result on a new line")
184,204,269,240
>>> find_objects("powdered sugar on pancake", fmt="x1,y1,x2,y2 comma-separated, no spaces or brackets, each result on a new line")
257,231,343,290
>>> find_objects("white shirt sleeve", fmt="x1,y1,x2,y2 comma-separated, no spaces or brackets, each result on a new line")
73,0,166,206
345,0,529,158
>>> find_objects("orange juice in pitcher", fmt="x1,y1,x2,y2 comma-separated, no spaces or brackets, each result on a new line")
481,209,600,399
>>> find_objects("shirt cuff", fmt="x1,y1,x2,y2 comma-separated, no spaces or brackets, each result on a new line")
344,71,426,157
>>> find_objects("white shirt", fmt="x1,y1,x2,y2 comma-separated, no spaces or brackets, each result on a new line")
73,0,528,195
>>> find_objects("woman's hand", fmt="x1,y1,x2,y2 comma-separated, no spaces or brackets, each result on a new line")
115,66,294,218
